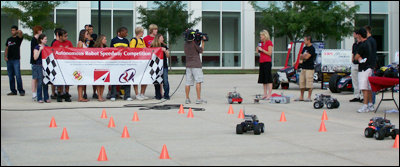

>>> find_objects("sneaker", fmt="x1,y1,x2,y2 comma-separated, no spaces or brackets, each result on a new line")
92,93,98,99
111,98,116,101
32,96,37,102
20,92,25,96
7,92,17,95
349,98,360,102
359,99,364,103
367,105,375,112
83,94,87,99
64,93,72,102
162,97,170,100
357,105,369,113
125,97,133,101
136,94,144,101
57,94,63,102
196,99,203,104
140,94,149,100
185,99,191,104
51,94,57,99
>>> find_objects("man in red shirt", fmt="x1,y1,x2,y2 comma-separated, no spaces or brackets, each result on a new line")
52,29,73,102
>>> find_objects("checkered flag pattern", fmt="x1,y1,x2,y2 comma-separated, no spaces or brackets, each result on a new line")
149,53,163,84
42,53,58,84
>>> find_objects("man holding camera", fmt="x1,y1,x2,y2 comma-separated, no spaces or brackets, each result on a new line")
184,31,207,104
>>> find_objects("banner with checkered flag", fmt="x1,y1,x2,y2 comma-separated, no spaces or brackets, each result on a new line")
148,53,163,84
42,52,61,85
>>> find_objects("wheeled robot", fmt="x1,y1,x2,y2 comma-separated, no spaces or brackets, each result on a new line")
254,94,261,104
227,87,243,104
236,114,265,135
313,94,340,109
364,114,399,140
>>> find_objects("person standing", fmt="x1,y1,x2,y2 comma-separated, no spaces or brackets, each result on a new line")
86,24,99,99
150,34,170,100
52,29,73,102
5,25,25,96
30,25,43,101
363,25,377,105
255,30,274,100
129,27,148,100
33,34,50,103
93,34,107,102
49,28,62,100
76,29,90,102
295,35,316,102
349,29,363,102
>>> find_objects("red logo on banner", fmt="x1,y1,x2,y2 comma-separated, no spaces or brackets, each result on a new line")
94,69,110,82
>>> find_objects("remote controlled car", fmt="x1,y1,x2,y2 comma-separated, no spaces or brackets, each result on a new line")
313,94,340,109
364,114,399,140
254,94,261,104
227,87,243,104
236,114,265,135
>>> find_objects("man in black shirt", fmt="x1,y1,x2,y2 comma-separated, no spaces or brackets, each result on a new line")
85,24,98,99
355,28,374,113
363,25,377,105
349,29,363,102
295,35,316,102
5,25,25,96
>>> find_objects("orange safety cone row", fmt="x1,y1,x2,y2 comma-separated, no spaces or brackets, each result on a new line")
121,126,130,138
101,109,107,119
321,110,328,120
159,144,170,159
178,104,185,114
393,135,399,149
60,127,69,140
132,111,139,121
49,117,57,127
319,120,327,132
238,109,244,119
97,146,108,161
279,112,287,122
108,117,115,128
187,108,194,118
228,105,234,114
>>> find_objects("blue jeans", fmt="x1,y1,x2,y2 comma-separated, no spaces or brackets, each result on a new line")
371,72,376,104
154,67,170,99
7,60,25,94
34,65,49,101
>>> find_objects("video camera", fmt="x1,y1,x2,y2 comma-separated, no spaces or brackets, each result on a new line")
183,29,209,45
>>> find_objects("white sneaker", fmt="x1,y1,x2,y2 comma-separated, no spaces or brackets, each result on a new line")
367,105,375,112
185,99,191,104
196,99,204,104
126,97,133,101
357,105,369,113
32,96,37,102
140,94,149,100
111,98,116,101
136,94,144,101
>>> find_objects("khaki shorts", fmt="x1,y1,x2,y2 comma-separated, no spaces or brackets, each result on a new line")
300,69,314,89
358,68,372,90
186,68,204,86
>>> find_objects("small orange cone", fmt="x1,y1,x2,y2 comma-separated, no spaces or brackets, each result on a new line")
279,112,287,122
178,104,185,114
132,111,139,121
321,110,328,120
319,120,327,132
97,146,108,161
393,135,399,149
49,117,57,127
187,108,194,118
159,144,170,159
228,105,234,114
101,109,107,119
238,109,244,119
108,117,115,128
121,126,130,138
60,127,69,140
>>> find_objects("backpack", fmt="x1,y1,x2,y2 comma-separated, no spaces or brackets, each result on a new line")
130,37,144,48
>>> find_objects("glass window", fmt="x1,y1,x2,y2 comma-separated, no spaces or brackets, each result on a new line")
56,10,77,47
324,38,341,49
222,53,241,67
1,1,18,8
355,14,388,51
274,52,291,67
58,1,77,8
112,10,133,39
170,36,185,52
113,1,133,9
201,53,220,67
355,1,388,13
91,10,112,40
202,12,220,51
43,12,55,47
169,53,186,68
222,1,241,10
148,1,188,10
91,1,112,9
202,1,220,10
254,1,270,8
1,12,19,68
222,12,241,51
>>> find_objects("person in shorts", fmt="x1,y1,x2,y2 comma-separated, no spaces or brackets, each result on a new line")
295,35,316,102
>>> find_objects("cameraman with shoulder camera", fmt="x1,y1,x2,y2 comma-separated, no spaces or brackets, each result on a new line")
184,30,207,104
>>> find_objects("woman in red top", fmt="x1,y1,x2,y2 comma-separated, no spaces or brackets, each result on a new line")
256,30,274,100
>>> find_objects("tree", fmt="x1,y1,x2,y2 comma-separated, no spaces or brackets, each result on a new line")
1,1,66,41
249,1,360,42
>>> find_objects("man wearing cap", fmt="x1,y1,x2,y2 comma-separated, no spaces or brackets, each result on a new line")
354,28,374,113
349,29,363,102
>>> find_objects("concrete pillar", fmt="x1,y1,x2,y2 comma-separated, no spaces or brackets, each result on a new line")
389,1,399,63
243,1,255,69
135,1,147,35
77,2,91,35
342,1,355,50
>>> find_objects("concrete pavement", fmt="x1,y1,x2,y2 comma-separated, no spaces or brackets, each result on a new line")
1,74,399,165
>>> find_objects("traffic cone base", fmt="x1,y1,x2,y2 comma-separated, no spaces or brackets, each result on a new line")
101,109,107,119
121,126,130,138
159,145,170,159
60,127,69,140
178,104,185,114
49,117,57,127
187,108,194,118
97,146,108,161
393,135,399,149
228,105,234,114
108,117,115,128
279,112,287,122
319,120,327,132
321,110,328,120
238,109,244,119
132,111,139,121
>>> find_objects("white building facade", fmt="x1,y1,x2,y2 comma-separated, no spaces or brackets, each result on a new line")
1,1,399,70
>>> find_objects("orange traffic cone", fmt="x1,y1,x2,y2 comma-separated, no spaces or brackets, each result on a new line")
279,112,287,122
319,120,327,132
321,110,328,120
132,111,139,121
49,117,57,127
101,109,107,119
108,117,115,128
159,144,170,159
393,135,399,149
187,108,194,118
228,105,234,114
178,104,185,114
60,127,69,140
121,126,130,138
97,146,108,161
238,109,244,119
